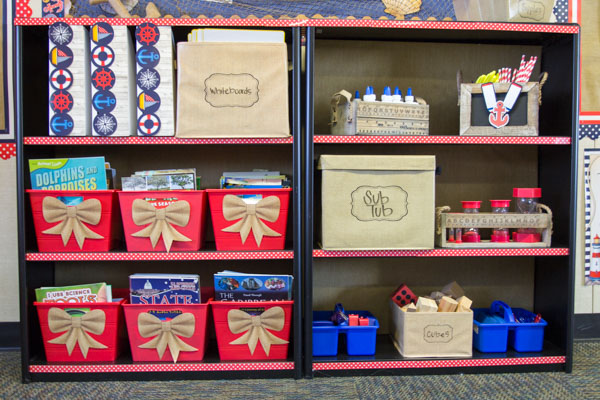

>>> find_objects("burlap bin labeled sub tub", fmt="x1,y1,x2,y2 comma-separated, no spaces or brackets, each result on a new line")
176,42,290,138
317,155,435,250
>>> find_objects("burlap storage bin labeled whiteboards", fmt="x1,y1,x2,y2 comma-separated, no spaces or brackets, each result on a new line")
390,300,473,358
176,42,290,138
318,155,435,250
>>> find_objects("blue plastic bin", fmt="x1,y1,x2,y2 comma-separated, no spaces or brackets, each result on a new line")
473,301,547,353
313,310,379,356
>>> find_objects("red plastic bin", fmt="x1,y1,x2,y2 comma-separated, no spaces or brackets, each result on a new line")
35,299,126,363
211,300,293,360
118,190,207,252
123,300,211,362
207,188,291,251
28,189,120,252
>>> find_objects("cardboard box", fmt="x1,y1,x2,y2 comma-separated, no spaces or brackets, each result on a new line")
176,42,290,138
453,0,555,23
390,300,473,358
330,90,429,136
318,155,435,249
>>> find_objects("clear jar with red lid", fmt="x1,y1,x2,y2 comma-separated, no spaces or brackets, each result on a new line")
460,201,481,243
490,200,511,242
513,188,542,242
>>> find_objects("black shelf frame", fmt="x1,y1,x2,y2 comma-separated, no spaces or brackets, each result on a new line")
302,25,579,378
16,25,303,382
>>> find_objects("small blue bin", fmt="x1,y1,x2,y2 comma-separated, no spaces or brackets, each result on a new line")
473,301,547,353
313,310,379,356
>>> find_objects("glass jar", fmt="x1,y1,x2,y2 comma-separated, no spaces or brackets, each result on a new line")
490,200,511,242
513,188,542,242
460,201,481,243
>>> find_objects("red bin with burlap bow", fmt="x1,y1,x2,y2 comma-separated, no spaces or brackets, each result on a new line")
27,190,121,252
211,300,293,360
35,299,126,363
207,188,291,251
118,190,207,252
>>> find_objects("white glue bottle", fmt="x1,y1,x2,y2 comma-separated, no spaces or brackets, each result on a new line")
405,87,416,103
363,86,376,102
381,86,393,102
392,87,403,103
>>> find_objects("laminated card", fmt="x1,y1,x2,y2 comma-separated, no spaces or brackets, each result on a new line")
90,23,135,136
48,22,90,136
135,24,175,136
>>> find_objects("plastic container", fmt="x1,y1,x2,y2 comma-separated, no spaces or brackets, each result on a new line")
207,188,291,251
35,299,126,363
459,201,481,243
118,190,207,252
123,300,211,362
473,301,547,353
490,200,511,242
513,188,542,242
312,310,379,356
28,189,121,252
211,300,293,360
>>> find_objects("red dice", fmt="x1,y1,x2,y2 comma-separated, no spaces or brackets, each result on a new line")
391,284,417,307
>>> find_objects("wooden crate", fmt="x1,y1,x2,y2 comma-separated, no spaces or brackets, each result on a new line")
330,90,429,136
436,205,552,248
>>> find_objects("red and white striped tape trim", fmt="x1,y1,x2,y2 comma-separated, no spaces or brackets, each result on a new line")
14,18,580,34
313,135,571,145
313,248,569,257
26,251,294,261
30,362,294,373
24,136,293,145
313,356,566,370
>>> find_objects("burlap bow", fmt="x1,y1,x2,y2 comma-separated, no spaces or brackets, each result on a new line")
42,197,104,249
131,199,192,252
227,306,289,356
222,195,281,246
47,307,108,358
137,312,198,363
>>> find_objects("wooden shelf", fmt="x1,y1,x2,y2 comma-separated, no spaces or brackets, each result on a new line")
23,137,293,145
26,250,294,261
313,135,571,145
313,248,569,258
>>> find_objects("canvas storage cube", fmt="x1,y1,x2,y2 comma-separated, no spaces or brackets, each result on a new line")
318,155,435,250
390,300,473,358
176,42,290,138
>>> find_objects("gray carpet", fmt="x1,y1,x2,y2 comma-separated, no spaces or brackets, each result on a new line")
2,342,599,399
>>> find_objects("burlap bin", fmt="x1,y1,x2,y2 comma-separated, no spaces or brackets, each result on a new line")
176,42,290,138
317,155,435,250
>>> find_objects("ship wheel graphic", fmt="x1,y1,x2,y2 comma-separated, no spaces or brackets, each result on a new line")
135,23,160,46
92,68,116,90
50,90,73,113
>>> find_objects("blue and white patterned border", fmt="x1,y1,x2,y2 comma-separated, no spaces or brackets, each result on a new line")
580,124,600,140
584,149,600,285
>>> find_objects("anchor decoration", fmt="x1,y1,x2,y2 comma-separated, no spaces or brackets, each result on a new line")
481,82,523,129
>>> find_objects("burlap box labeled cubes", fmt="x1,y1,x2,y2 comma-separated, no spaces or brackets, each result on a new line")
176,42,290,138
317,155,435,250
390,300,473,358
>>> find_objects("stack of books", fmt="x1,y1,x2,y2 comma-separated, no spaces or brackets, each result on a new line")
121,168,199,191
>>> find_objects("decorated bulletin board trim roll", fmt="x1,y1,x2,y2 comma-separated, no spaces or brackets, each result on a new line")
42,196,104,249
137,312,198,363
131,199,191,252
91,22,118,136
47,307,107,358
221,195,281,246
227,306,289,356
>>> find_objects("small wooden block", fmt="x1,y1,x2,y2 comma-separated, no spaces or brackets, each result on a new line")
456,296,472,312
442,281,465,299
416,297,438,312
406,303,417,312
359,317,369,326
348,314,359,326
430,291,445,302
438,296,458,313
